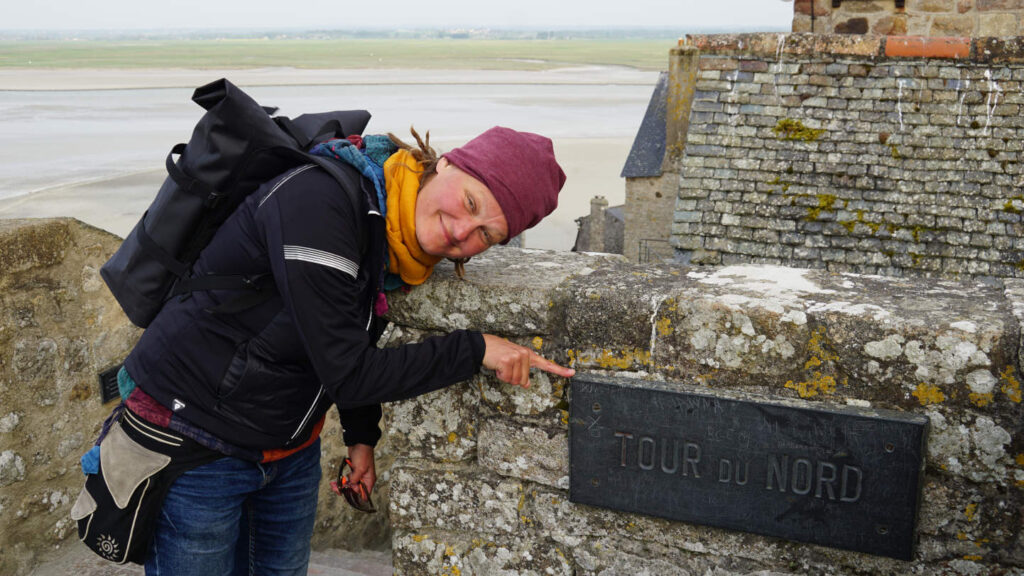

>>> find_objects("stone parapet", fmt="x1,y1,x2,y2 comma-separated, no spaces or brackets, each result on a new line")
386,247,1023,575
0,219,140,575
0,219,391,575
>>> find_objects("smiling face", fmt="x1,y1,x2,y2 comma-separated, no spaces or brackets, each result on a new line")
414,156,509,259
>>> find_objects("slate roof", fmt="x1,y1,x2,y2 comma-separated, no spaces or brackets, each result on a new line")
621,71,668,179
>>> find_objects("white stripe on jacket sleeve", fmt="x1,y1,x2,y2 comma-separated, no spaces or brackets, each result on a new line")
283,245,359,279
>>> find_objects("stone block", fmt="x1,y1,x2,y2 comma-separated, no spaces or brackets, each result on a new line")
931,14,979,36
977,0,1024,10
477,416,568,489
910,0,958,11
390,462,523,534
975,37,1024,63
385,248,625,337
388,375,480,462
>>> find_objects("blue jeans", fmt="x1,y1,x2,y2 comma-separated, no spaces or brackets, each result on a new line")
145,439,321,576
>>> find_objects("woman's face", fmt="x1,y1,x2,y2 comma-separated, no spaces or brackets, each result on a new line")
415,157,508,259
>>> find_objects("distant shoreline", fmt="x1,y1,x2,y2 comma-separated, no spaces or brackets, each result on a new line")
0,66,660,91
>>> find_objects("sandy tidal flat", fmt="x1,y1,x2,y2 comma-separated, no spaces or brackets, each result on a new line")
0,67,651,250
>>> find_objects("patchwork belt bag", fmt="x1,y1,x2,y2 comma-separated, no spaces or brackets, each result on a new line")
71,409,220,564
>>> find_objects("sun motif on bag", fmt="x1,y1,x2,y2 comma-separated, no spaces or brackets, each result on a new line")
96,533,121,560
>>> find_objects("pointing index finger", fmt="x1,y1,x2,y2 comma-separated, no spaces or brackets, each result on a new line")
529,351,576,378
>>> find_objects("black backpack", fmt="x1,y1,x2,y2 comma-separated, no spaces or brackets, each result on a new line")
100,78,371,328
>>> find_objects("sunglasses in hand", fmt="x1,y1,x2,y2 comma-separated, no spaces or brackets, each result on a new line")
330,457,377,513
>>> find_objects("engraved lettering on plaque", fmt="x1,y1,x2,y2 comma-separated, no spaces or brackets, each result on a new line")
570,375,927,560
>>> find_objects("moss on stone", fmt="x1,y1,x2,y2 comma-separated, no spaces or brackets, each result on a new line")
766,175,792,193
838,209,881,235
805,194,838,221
1003,196,1023,214
772,118,825,142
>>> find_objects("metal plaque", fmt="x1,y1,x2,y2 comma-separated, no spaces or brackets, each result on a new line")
569,374,928,560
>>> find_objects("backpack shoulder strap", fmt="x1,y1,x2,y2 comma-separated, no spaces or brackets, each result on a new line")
305,155,369,258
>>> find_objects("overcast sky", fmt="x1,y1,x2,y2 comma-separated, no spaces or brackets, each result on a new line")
3,0,793,31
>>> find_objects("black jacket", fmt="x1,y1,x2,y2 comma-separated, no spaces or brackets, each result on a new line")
125,160,485,451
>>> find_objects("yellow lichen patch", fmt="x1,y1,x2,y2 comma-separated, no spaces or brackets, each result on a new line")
1000,366,1022,403
447,432,458,443
963,555,983,562
532,336,543,350
1015,454,1024,467
965,503,978,522
413,534,427,543
571,347,652,370
957,532,968,541
785,372,837,398
969,392,994,407
804,356,822,370
656,317,673,337
807,327,839,363
665,298,678,313
912,383,946,405
559,409,569,426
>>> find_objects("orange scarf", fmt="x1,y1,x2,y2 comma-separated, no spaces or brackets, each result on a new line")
382,149,441,285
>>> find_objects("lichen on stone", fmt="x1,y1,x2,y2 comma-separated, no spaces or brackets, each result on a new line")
913,382,946,405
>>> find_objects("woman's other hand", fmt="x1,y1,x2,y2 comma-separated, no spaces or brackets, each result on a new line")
481,334,575,388
346,443,376,495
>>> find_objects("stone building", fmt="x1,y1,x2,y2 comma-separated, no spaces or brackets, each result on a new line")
793,0,1024,37
666,33,1024,281
571,196,625,255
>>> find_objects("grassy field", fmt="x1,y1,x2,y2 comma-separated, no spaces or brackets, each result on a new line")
0,38,677,70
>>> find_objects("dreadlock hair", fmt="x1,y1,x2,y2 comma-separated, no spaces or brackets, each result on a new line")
387,127,439,190
386,127,470,279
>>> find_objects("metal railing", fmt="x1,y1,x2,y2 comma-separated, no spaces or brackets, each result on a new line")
638,238,672,264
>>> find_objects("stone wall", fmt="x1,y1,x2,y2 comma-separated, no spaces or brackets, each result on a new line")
383,246,1023,575
670,33,1024,281
793,0,1024,37
0,219,389,575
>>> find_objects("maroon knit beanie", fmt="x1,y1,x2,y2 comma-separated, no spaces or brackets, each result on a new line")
443,126,566,243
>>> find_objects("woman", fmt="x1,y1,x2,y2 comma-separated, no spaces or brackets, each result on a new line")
114,125,572,574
